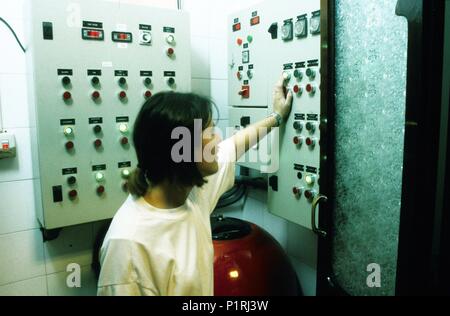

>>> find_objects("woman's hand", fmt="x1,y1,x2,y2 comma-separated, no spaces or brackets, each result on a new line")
273,75,293,120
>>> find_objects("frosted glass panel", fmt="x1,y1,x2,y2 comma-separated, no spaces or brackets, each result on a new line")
332,0,408,295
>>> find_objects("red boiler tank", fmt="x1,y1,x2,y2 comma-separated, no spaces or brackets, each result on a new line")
212,216,302,296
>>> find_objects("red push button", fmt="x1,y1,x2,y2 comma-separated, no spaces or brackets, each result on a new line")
167,48,175,56
306,137,316,147
92,91,100,100
237,38,243,46
94,139,102,148
63,91,72,101
68,190,78,200
305,190,316,200
293,136,302,145
144,90,152,99
65,141,74,150
306,84,316,95
119,91,127,99
121,137,129,145
97,185,105,195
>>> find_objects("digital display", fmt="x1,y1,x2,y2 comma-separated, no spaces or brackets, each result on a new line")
82,28,104,41
112,31,133,43
233,23,241,32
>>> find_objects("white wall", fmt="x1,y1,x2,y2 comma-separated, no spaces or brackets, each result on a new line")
0,0,317,296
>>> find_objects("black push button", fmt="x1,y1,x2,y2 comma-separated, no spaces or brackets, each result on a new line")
43,22,53,40
52,185,63,202
240,116,250,127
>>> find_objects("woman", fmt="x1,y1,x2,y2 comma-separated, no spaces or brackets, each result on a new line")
97,76,293,296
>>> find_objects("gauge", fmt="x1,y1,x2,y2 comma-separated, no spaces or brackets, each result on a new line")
310,12,321,35
295,18,307,38
281,21,293,41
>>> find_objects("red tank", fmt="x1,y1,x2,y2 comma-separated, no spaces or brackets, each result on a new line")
212,216,301,296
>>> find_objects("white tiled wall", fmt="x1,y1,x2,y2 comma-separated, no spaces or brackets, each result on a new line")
0,0,317,296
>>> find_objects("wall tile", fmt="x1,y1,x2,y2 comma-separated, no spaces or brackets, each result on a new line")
47,265,97,296
0,127,33,182
182,0,211,37
0,180,39,235
191,36,210,79
210,79,229,120
0,19,27,75
44,224,94,274
0,229,45,285
0,276,47,296
191,78,211,98
0,74,30,128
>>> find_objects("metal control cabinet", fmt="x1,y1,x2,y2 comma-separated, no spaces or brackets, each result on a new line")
26,0,191,229
229,0,322,230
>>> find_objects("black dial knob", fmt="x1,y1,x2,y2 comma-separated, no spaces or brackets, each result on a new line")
67,176,77,185
62,76,71,86
93,125,102,134
91,76,100,86
118,77,127,86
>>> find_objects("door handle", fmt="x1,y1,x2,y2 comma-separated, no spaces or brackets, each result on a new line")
311,194,328,237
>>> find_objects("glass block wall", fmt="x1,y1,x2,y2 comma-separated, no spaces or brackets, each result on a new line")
332,0,408,295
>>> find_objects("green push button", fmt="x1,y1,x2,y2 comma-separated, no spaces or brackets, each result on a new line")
247,35,253,43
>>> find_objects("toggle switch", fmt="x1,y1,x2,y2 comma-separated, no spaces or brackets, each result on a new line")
236,71,243,80
247,70,253,79
63,91,72,101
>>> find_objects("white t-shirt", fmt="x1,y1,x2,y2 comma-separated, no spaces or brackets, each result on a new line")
97,139,236,296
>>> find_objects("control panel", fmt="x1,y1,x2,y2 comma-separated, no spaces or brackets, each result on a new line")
26,0,191,229
229,0,322,230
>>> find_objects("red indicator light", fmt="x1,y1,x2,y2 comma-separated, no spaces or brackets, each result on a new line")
293,136,302,145
119,91,127,99
237,38,243,46
305,190,314,199
65,141,74,150
68,190,78,199
63,91,71,100
144,90,152,98
167,48,175,56
121,137,129,145
2,142,9,150
292,187,299,195
94,139,102,148
250,16,260,26
233,23,241,32
293,85,300,94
